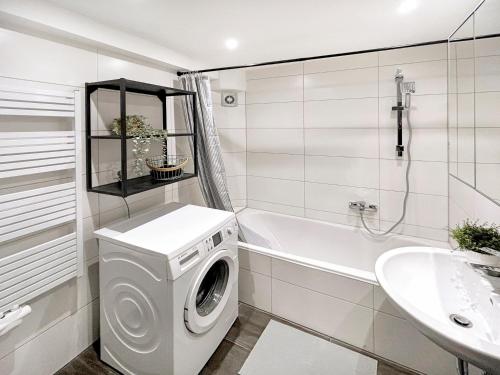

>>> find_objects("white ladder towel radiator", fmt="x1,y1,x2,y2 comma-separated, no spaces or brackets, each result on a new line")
0,85,83,336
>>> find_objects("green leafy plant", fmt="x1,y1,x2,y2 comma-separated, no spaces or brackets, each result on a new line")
450,219,500,254
110,115,166,139
110,115,167,177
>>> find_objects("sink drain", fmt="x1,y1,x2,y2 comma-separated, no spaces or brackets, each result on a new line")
450,314,473,328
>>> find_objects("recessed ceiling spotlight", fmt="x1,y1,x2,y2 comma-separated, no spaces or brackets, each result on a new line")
225,38,239,50
398,0,418,14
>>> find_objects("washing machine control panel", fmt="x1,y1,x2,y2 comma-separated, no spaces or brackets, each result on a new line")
204,220,238,253
170,219,238,279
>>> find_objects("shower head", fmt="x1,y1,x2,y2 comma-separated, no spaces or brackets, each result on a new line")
403,81,416,93
395,68,404,81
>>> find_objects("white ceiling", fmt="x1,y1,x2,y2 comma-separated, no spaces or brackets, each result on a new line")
46,0,477,69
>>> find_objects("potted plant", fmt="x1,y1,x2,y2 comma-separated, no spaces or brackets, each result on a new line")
450,219,500,266
110,115,167,177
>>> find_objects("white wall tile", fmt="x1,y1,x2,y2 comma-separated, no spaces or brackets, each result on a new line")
305,156,379,189
476,92,500,127
247,152,304,181
246,102,303,128
476,128,500,163
243,43,451,250
246,75,303,104
272,279,374,350
373,286,404,318
379,60,447,96
457,127,475,163
238,248,271,275
305,182,379,217
475,55,500,92
379,128,447,162
247,129,303,154
82,175,99,218
457,93,474,127
379,191,448,229
304,98,378,128
304,52,378,74
227,175,246,201
378,221,449,242
304,67,378,100
247,176,304,207
222,152,246,176
247,62,303,80
379,44,446,66
213,104,246,128
83,215,99,260
305,208,379,230
305,129,379,158
374,311,457,375
379,94,447,128
454,40,474,59
239,268,272,312
380,160,448,196
247,200,305,217
476,164,500,202
218,128,246,153
272,259,373,308
474,37,500,57
457,162,475,187
456,58,475,94
0,300,99,375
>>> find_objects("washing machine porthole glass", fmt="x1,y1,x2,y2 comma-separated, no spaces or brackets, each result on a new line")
196,259,229,317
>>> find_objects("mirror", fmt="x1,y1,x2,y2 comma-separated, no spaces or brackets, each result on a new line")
449,14,474,186
474,0,500,203
448,0,500,204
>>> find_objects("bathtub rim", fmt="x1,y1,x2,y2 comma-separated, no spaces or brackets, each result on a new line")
237,208,450,285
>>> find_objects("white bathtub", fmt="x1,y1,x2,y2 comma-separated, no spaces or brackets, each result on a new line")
236,208,457,375
237,208,448,284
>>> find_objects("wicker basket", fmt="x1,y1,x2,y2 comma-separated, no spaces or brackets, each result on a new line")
146,155,189,181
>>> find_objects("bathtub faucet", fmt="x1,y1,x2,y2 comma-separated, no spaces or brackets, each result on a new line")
349,201,378,212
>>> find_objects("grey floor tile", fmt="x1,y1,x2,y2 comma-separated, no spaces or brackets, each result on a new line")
200,339,250,375
55,344,119,375
225,303,272,350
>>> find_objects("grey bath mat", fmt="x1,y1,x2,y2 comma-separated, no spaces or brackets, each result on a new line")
239,320,377,375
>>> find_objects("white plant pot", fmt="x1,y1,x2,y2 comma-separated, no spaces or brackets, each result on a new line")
461,250,500,267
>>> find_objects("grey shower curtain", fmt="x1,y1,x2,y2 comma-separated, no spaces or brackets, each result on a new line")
179,73,234,213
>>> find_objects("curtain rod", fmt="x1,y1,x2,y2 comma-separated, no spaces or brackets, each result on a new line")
177,32,500,77
176,39,447,76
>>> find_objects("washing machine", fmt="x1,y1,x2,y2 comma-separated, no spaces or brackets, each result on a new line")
95,203,239,375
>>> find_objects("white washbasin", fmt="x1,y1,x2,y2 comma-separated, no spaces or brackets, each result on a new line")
375,247,500,374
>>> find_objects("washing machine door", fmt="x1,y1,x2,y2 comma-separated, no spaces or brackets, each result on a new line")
184,249,236,334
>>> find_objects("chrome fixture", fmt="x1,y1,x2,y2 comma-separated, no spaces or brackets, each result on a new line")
450,314,473,328
392,69,416,157
355,68,415,237
349,201,377,212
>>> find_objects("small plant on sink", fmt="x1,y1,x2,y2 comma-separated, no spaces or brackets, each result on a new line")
451,219,500,265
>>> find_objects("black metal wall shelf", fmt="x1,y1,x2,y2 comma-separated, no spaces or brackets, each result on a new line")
85,78,198,197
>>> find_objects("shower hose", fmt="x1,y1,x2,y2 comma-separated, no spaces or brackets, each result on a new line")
360,97,412,236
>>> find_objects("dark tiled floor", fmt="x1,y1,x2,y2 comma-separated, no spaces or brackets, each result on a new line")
56,303,417,375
